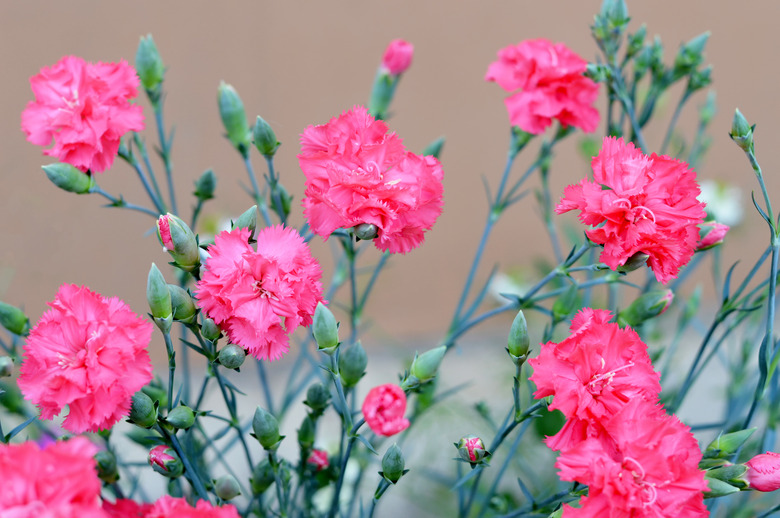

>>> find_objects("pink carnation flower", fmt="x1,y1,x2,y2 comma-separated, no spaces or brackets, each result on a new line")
745,451,780,492
146,495,240,518
104,499,153,518
528,308,660,451
0,437,108,517
381,39,414,75
298,105,444,254
362,384,410,436
485,39,600,134
196,225,324,361
307,448,329,471
556,137,706,284
21,55,145,173
18,284,153,434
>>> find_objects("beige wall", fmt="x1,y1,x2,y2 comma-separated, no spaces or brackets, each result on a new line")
1,1,775,352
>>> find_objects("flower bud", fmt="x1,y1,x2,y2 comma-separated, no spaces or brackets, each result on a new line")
157,214,200,272
304,383,332,415
381,39,413,76
0,356,13,377
703,476,741,498
687,65,712,93
218,82,251,154
617,290,673,327
421,136,445,159
129,391,157,428
271,183,293,220
354,223,378,241
148,445,183,478
507,310,530,363
704,428,756,460
252,407,281,450
705,463,748,490
147,263,172,333
409,346,446,383
253,116,280,158
251,460,274,494
0,301,29,336
142,381,168,408
135,34,165,92
700,91,717,126
193,169,216,202
218,343,246,370
616,252,649,273
338,342,367,388
201,317,221,341
307,449,329,471
626,25,647,58
214,474,241,500
167,284,197,324
297,415,316,449
95,450,119,484
552,284,579,322
381,444,406,484
457,435,488,464
165,405,195,430
745,451,780,492
696,222,729,251
730,109,754,153
232,206,258,239
42,163,94,194
313,302,339,354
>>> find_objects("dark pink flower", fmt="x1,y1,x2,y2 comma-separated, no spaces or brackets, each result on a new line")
307,449,329,471
0,437,108,517
103,499,153,518
195,226,324,361
556,137,706,284
485,39,599,134
746,451,780,492
362,384,410,436
22,56,145,173
696,221,729,251
381,39,414,75
298,105,444,254
146,495,240,518
17,284,153,433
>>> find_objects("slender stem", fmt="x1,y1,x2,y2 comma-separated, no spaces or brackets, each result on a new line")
670,317,722,412
157,425,210,501
476,421,532,518
358,252,390,310
268,450,289,517
213,365,254,468
118,147,167,214
265,156,287,225
329,436,357,518
539,167,563,263
367,478,392,518
90,187,159,218
154,103,177,215
242,155,272,227
135,134,166,210
659,91,691,155
163,332,175,412
256,361,275,416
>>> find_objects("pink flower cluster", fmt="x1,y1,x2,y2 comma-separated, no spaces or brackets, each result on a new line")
557,137,707,284
105,496,240,518
529,308,708,517
361,383,410,436
22,55,145,173
18,284,153,434
196,225,324,361
298,106,444,254
485,39,600,134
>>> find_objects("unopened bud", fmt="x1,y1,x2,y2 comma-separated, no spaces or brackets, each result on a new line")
745,451,780,492
409,346,446,383
95,450,119,484
215,474,241,500
626,25,647,58
142,382,168,408
0,356,13,377
147,263,172,333
297,415,316,449
232,206,258,239
135,34,165,92
381,444,406,483
687,65,712,93
42,163,94,194
253,116,280,158
421,136,445,159
218,82,251,155
696,222,729,251
165,405,195,430
201,317,221,341
381,39,414,76
617,252,649,273
507,310,530,363
193,169,216,202
0,301,28,336
704,476,740,498
218,343,246,370
313,302,339,354
148,445,183,478
673,32,709,77
354,223,378,241
157,214,200,272
251,460,274,494
307,449,329,471
167,285,197,324
457,435,488,465
304,383,331,415
339,342,367,388
252,407,281,450
129,391,157,428
730,109,754,153
704,428,756,460
618,290,673,327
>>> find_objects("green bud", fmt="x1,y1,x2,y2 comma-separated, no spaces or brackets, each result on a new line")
507,310,530,363
626,25,647,58
673,32,709,78
157,214,200,272
135,34,165,92
251,459,275,494
0,356,12,377
354,223,379,241
0,301,29,336
687,65,712,93
297,415,316,449
457,435,489,465
304,383,332,415
704,428,756,459
338,342,367,388
730,109,754,153
252,407,281,450
201,317,221,341
149,445,183,478
253,116,280,158
232,206,258,239
409,346,446,383
706,464,748,488
584,63,610,83
271,183,293,220
703,476,740,498
600,0,629,29
147,263,172,333
617,290,673,327
699,91,717,126
129,391,157,428
218,82,251,154
167,285,197,324
510,127,534,158
214,474,242,500
421,136,445,159
616,252,649,273
313,302,339,354
193,169,216,202
552,284,579,322
166,405,195,429
218,343,246,370
95,450,119,484
141,381,168,408
381,444,406,484
42,163,94,194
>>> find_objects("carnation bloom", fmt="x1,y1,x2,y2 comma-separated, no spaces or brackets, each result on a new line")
298,105,444,254
0,437,107,517
362,384,410,436
18,284,153,433
381,39,414,75
103,499,153,518
528,308,660,451
307,449,329,471
556,137,706,284
21,55,145,173
745,451,780,492
485,39,599,134
146,495,240,518
195,225,324,361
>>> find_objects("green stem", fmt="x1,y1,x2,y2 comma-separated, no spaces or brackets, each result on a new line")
154,102,177,215
157,425,210,501
242,154,272,227
90,187,160,218
118,146,167,214
213,365,254,468
163,332,176,413
367,478,392,518
265,156,287,225
659,91,691,155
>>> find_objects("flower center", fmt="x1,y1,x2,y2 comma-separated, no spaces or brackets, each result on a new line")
613,198,656,224
586,360,635,395
253,280,278,301
623,456,657,506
